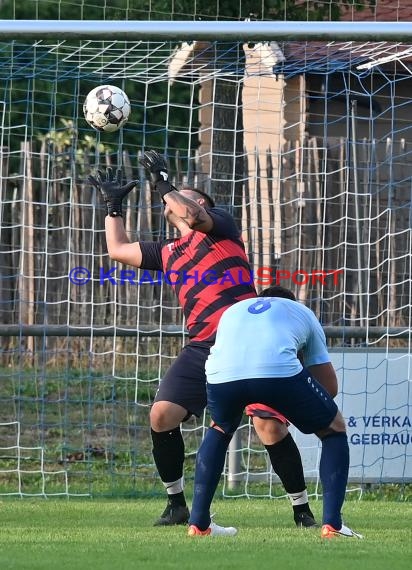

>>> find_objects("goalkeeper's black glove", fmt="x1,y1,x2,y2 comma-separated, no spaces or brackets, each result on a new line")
139,150,174,200
88,167,138,217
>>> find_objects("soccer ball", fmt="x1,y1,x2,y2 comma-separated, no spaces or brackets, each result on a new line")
83,85,131,133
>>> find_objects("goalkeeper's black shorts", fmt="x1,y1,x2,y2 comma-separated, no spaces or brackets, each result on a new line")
154,342,210,418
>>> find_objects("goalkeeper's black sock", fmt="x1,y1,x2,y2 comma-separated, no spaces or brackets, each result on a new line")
166,491,186,508
293,501,314,518
151,427,187,505
265,432,310,509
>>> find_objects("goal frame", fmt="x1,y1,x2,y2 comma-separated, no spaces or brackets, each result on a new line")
0,20,412,41
1,18,411,497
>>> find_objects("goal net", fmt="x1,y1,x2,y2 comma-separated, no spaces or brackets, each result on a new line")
0,10,411,498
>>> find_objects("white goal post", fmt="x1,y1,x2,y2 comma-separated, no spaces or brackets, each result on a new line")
0,19,411,498
0,20,412,40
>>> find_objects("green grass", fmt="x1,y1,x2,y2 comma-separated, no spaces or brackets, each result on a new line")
0,498,411,570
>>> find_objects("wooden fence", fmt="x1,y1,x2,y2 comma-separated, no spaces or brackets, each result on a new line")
0,135,411,365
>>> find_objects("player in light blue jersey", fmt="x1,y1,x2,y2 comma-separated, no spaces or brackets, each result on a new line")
187,285,363,539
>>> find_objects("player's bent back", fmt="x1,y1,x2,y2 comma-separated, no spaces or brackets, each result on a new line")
206,296,330,383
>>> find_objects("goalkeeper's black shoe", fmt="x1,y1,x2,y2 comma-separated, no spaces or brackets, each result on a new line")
153,502,190,526
294,511,319,528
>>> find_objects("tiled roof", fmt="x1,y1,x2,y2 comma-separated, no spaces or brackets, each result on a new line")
168,3,412,80
339,0,412,22
280,40,412,74
283,1,412,73
294,0,412,22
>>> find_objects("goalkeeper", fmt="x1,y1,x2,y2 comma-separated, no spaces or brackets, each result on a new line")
89,152,319,529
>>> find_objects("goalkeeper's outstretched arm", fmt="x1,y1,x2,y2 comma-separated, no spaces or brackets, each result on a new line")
139,149,213,233
104,216,143,267
163,190,213,232
88,166,143,267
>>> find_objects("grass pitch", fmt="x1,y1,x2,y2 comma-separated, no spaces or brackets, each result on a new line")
0,498,411,570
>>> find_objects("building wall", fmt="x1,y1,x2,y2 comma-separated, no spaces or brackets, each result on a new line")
241,46,308,268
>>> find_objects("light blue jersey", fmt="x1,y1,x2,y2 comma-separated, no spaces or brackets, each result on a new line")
205,297,330,384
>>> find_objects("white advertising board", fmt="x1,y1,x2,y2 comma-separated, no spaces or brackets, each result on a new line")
293,349,412,482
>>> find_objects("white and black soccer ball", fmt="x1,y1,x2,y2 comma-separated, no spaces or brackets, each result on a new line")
83,85,131,133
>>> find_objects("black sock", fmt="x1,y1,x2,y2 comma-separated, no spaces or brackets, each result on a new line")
151,427,186,505
166,491,186,507
293,503,314,517
265,432,307,497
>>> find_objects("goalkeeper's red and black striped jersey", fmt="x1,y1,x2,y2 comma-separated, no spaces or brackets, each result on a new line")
139,208,256,344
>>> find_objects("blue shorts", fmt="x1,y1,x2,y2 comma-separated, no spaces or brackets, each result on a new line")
154,342,291,423
206,368,338,435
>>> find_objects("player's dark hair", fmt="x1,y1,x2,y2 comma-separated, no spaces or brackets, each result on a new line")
181,187,215,208
259,285,296,301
